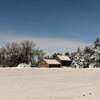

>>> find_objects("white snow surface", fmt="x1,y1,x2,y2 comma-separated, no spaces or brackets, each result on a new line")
0,68,99,100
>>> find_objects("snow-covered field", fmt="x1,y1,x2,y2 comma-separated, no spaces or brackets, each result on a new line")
0,68,100,100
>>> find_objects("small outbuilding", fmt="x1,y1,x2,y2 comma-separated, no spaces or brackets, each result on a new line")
56,55,72,66
39,59,61,68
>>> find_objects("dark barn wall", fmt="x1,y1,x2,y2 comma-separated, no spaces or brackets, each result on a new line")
49,64,61,68
61,61,72,66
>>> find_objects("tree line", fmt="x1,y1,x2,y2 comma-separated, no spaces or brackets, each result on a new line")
0,41,45,67
0,38,100,68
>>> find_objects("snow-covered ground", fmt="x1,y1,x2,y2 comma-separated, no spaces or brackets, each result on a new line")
0,68,100,100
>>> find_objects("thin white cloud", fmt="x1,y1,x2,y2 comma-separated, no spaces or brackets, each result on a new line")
0,33,91,55
33,37,91,55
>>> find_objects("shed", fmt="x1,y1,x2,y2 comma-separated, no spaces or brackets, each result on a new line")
56,55,72,66
39,59,61,68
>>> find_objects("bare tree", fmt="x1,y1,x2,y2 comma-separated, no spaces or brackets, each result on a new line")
0,41,45,67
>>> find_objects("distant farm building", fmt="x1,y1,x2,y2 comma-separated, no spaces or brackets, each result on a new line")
56,55,72,66
39,59,61,68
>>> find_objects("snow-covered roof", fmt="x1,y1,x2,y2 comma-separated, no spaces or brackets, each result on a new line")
44,59,61,64
57,55,71,61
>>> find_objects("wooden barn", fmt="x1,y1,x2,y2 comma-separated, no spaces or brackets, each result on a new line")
39,59,61,68
56,55,72,66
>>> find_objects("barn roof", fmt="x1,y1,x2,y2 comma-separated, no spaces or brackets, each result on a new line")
44,59,61,64
57,55,71,61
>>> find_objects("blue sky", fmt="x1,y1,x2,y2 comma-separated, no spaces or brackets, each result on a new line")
0,0,100,54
